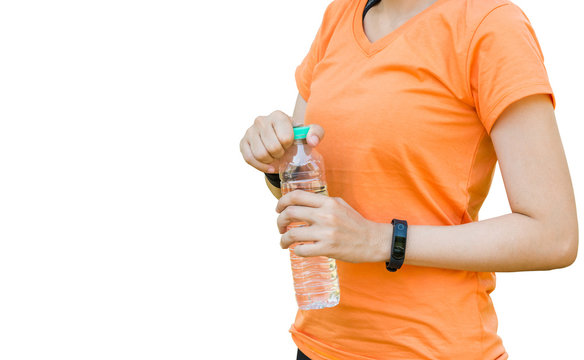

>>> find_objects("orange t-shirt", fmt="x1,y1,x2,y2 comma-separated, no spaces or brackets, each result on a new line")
290,0,554,359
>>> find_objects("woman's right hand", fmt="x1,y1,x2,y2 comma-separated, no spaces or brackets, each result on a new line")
240,110,324,173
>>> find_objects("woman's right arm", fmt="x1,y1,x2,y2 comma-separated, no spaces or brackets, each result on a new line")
240,94,324,199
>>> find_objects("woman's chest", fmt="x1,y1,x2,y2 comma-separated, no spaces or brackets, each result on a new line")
304,32,484,176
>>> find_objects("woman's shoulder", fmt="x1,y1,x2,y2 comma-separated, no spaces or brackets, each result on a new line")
324,0,353,13
310,0,355,43
462,0,530,27
319,0,354,23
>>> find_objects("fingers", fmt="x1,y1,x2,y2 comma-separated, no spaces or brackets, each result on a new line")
293,242,326,258
280,227,327,257
240,137,272,173
280,225,319,249
248,126,275,164
277,205,317,234
240,111,295,172
240,109,327,173
276,190,328,214
271,112,295,149
260,122,286,159
306,124,325,147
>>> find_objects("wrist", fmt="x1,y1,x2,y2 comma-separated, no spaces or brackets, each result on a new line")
369,221,393,263
264,176,282,199
264,172,281,188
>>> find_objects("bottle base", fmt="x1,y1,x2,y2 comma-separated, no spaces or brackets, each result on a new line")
298,296,340,310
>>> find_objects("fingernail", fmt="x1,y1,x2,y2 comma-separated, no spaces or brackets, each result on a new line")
267,166,275,173
309,135,319,145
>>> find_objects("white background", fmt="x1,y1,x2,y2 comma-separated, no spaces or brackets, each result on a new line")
0,0,582,359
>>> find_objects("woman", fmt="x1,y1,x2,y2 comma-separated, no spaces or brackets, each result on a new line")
240,0,578,359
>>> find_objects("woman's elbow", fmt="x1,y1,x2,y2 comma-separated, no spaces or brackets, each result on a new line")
535,211,578,270
553,219,578,269
559,226,578,268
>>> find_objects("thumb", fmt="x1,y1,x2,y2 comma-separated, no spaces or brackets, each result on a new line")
306,124,325,147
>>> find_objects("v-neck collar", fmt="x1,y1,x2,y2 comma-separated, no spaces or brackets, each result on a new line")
353,0,449,56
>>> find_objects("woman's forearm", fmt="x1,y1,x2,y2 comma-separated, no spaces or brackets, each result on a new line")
276,95,578,270
375,212,578,272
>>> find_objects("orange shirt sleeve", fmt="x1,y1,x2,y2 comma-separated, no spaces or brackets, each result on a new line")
467,3,555,134
295,25,322,101
295,2,341,101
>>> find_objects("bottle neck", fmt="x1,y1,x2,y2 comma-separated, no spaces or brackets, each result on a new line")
289,138,310,161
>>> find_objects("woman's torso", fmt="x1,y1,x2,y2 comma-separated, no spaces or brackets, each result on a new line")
290,0,551,358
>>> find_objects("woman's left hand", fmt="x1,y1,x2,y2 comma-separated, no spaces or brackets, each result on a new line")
276,190,388,263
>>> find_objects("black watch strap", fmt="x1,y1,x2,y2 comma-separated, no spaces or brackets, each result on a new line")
386,219,408,272
265,173,281,188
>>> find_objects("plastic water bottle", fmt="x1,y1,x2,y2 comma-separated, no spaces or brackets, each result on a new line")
279,126,340,310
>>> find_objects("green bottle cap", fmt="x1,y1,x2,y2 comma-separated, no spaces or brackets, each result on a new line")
293,126,310,139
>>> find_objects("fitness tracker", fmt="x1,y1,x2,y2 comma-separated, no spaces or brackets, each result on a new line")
386,219,408,272
265,173,281,188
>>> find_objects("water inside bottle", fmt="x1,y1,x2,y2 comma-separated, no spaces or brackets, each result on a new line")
281,179,340,310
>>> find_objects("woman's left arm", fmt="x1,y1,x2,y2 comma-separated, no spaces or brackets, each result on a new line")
276,94,578,272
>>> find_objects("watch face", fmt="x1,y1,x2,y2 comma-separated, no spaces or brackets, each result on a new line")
392,236,406,260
